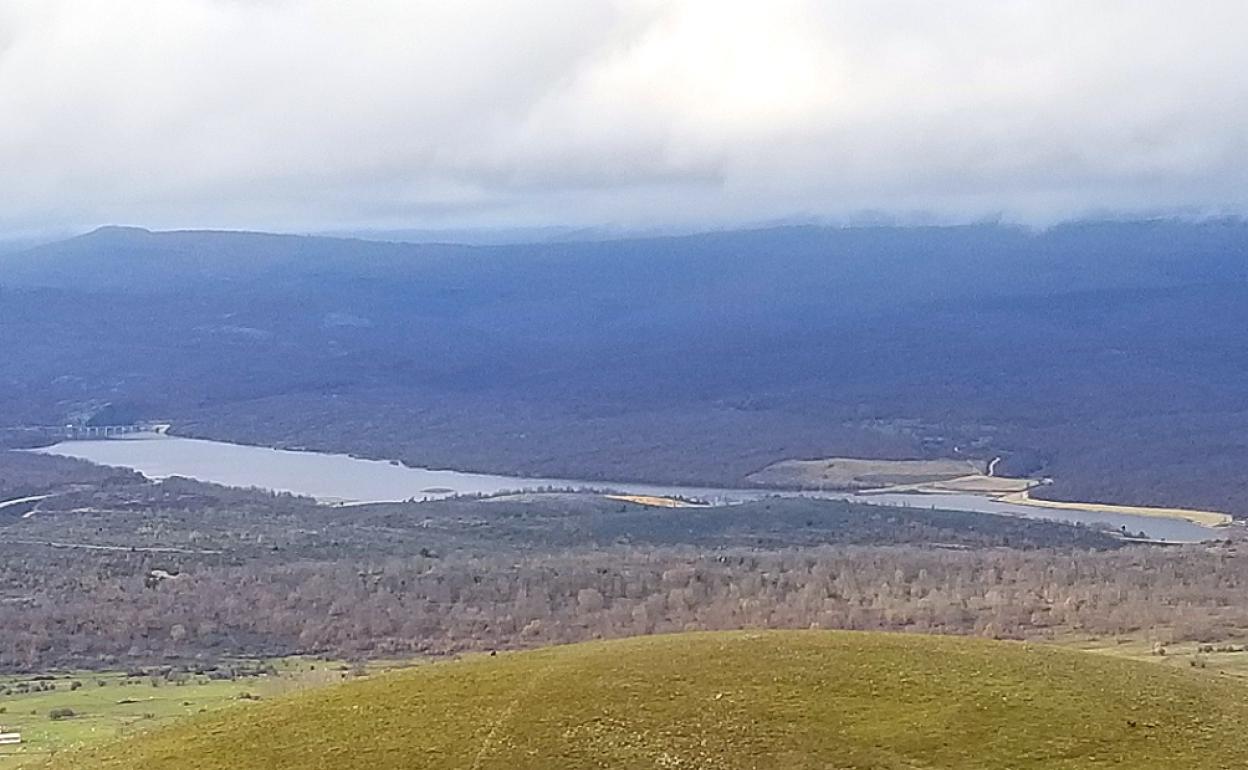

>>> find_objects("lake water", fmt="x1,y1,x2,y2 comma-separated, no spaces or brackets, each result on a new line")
31,433,1220,542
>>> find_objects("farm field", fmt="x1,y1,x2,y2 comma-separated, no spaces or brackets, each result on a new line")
43,630,1248,770
746,457,985,489
0,658,407,767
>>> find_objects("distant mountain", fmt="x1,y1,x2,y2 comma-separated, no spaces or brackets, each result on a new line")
0,232,67,256
320,224,622,245
3,220,1248,512
0,226,456,291
8,219,1248,297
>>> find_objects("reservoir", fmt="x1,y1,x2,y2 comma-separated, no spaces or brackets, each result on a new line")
31,433,1221,542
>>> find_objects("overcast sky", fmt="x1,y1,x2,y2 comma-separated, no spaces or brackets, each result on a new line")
3,1,1247,237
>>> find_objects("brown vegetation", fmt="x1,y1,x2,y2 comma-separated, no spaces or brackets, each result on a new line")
746,457,982,489
3,538,1248,671
0,450,1236,673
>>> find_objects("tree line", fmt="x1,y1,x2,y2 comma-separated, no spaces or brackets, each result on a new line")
0,543,1242,671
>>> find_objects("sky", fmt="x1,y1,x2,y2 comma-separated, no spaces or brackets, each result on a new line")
2,0,1248,237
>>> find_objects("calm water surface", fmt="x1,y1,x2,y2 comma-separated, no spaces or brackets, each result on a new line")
31,433,1219,542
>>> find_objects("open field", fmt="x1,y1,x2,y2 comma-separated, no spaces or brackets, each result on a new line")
919,474,1036,494
0,658,405,767
853,473,1037,496
746,457,985,489
19,630,1248,767
1064,636,1248,681
44,629,1248,770
1005,490,1234,527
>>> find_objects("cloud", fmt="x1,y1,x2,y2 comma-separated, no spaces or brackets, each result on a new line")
2,0,1248,235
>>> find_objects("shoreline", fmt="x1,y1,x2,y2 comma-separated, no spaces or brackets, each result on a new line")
1000,490,1233,528
28,432,1231,537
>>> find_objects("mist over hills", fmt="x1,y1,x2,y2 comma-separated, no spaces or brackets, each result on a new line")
3,220,1248,512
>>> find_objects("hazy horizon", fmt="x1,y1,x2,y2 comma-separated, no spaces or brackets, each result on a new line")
14,211,1248,255
5,1,1248,239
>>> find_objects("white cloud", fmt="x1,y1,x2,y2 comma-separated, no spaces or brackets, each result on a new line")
2,0,1247,234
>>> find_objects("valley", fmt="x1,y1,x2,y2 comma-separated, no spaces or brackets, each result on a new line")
2,223,1247,768
5,222,1248,517
0,445,1245,680
27,433,1229,541
8,5,1248,764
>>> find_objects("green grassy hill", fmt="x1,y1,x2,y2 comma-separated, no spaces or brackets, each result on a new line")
45,630,1248,769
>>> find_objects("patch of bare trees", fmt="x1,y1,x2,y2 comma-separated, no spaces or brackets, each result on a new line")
0,544,1245,670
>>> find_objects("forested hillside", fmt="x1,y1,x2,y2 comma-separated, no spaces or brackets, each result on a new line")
3,221,1247,511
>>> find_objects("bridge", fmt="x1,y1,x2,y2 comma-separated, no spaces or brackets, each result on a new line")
9,422,172,441
57,422,171,439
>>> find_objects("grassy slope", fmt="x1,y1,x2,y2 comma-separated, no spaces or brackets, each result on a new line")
45,630,1248,770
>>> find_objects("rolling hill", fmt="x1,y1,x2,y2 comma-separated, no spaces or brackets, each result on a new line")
47,630,1248,769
